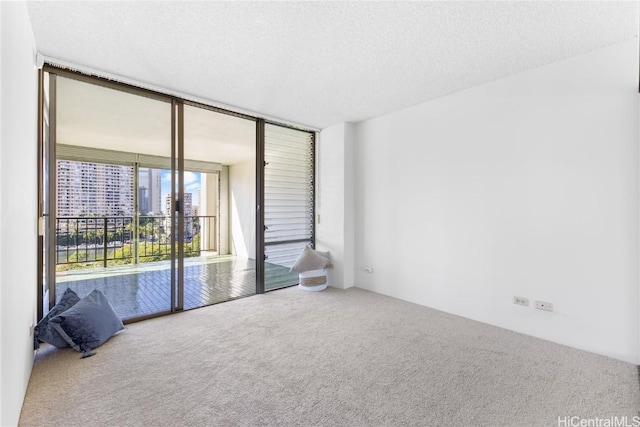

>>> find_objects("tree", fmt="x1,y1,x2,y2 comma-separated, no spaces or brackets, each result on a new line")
144,222,155,241
85,228,96,246
69,220,79,246
124,221,133,242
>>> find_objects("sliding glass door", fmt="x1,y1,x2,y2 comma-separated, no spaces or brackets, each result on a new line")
180,103,257,310
43,72,175,321
37,66,316,326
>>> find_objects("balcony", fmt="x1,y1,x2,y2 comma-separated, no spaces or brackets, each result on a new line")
54,215,298,320
56,215,216,269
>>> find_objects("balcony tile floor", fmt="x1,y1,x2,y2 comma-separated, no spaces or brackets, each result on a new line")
55,255,298,320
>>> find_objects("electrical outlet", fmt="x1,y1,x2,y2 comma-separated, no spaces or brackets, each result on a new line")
513,296,529,306
535,301,553,312
363,267,373,273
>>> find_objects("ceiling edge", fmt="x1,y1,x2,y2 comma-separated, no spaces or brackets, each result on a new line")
39,52,321,132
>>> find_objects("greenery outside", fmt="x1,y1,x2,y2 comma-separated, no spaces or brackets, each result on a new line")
56,215,205,272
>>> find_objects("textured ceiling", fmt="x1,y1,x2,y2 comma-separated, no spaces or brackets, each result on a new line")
28,1,638,129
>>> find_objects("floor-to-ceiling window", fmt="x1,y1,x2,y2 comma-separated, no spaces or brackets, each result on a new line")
48,74,174,320
37,67,316,324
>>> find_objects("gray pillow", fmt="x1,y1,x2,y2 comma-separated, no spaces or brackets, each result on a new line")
34,288,81,350
50,289,124,358
290,245,330,273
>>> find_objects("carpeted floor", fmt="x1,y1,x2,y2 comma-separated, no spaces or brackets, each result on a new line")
19,287,640,426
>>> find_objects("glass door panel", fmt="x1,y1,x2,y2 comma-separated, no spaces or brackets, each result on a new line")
263,124,315,290
40,71,52,315
137,166,171,265
182,104,257,308
52,75,173,321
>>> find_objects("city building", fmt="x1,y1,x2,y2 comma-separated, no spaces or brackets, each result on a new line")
165,192,192,216
138,168,162,215
164,192,195,238
56,160,134,217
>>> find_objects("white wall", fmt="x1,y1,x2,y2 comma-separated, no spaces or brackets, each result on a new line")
219,166,230,255
0,1,38,425
317,124,355,289
229,160,256,259
354,39,639,364
199,172,219,251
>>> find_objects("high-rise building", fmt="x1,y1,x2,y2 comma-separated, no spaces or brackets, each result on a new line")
164,192,192,216
57,160,134,217
138,168,162,214
184,193,192,216
164,194,172,216
165,192,194,237
138,187,149,214
148,169,162,214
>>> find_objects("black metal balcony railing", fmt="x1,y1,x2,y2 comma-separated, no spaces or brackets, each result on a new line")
56,215,217,270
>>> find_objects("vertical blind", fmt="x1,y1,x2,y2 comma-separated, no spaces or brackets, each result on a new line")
264,123,315,268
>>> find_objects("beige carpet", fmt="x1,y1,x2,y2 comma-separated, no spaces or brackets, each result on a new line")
19,287,640,426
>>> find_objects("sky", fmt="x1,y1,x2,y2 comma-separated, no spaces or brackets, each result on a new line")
161,170,201,207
